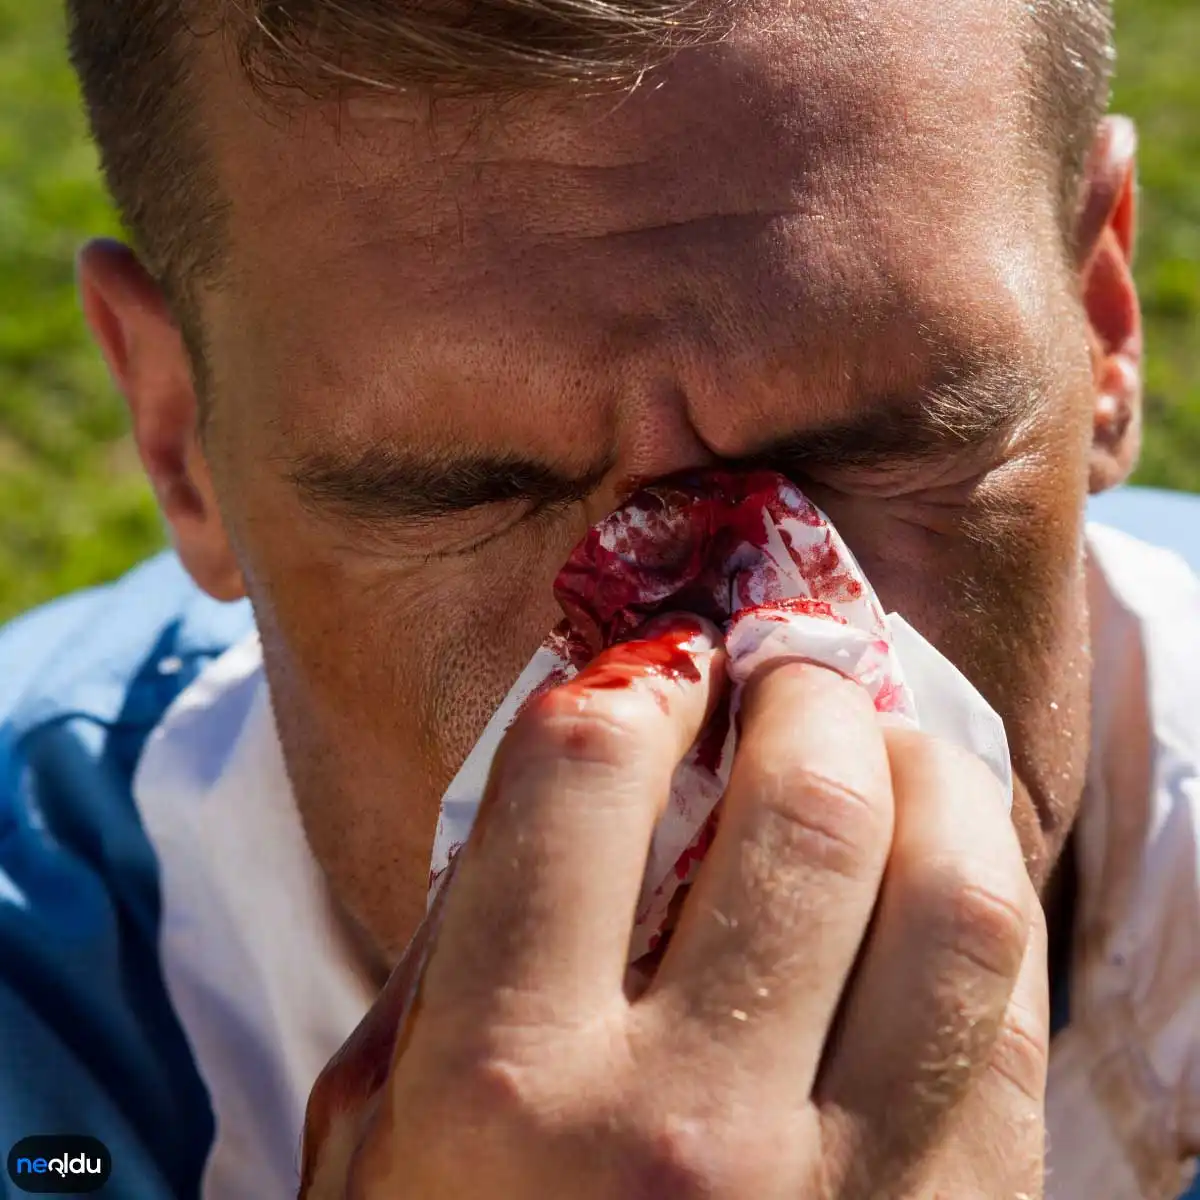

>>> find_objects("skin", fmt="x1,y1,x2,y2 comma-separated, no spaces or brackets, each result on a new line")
75,0,1143,1190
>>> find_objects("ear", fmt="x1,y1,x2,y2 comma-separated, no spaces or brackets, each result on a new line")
1073,116,1142,494
78,239,245,601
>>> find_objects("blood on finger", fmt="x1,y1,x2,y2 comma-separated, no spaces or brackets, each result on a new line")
532,619,709,716
577,631,703,710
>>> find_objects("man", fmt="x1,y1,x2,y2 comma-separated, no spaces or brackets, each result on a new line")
2,0,1199,1195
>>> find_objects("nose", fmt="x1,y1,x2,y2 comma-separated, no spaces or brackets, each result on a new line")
586,378,721,523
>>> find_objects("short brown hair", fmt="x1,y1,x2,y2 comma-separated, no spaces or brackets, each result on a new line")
66,0,1114,314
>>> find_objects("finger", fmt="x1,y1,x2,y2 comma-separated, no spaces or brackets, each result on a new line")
980,892,1049,1112
900,904,1049,1198
428,614,728,1017
817,728,1034,1188
300,853,461,1198
945,893,1049,1195
647,659,894,1091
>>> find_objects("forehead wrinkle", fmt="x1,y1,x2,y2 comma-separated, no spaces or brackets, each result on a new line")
287,104,859,250
205,0,1045,314
221,186,1049,465
208,20,878,244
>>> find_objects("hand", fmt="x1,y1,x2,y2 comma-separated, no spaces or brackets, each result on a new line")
300,616,1047,1199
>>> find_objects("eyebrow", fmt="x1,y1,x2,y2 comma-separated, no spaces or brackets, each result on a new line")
736,356,1040,474
287,444,618,525
286,357,1038,525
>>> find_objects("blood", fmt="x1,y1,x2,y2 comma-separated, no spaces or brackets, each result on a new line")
573,625,703,700
872,675,908,714
673,809,720,880
629,809,724,976
553,469,825,652
543,619,593,668
428,840,465,891
512,664,574,722
545,467,864,776
729,596,848,626
804,531,864,602
526,470,886,956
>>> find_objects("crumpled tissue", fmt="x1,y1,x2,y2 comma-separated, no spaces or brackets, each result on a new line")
430,470,1011,962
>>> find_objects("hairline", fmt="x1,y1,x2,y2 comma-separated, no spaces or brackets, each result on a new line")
75,2,1113,400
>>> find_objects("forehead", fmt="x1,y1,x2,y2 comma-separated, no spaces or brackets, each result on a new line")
200,0,1062,450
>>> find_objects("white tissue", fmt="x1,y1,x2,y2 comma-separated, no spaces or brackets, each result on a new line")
429,471,1011,961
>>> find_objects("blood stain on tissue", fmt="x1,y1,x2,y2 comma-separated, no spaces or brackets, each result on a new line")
673,810,720,881
544,620,592,668
509,621,590,723
546,468,866,756
872,675,908,714
779,527,863,603
554,470,829,649
733,596,848,625
512,665,575,722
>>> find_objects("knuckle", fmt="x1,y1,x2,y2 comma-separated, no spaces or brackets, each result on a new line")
623,1110,795,1200
624,1116,734,1200
989,1004,1050,1104
915,859,1031,982
753,765,888,881
419,1055,549,1151
516,687,657,770
461,1055,540,1122
447,1049,582,1137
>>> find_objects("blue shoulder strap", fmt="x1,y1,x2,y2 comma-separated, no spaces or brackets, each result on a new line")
0,553,252,1199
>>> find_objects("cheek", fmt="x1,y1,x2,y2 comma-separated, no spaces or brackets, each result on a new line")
929,514,1092,850
240,525,573,955
245,521,569,795
416,569,565,778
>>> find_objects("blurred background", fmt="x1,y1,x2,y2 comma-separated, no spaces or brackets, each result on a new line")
1,1,1197,622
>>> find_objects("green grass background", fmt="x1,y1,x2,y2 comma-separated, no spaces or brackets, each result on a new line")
1,2,1197,621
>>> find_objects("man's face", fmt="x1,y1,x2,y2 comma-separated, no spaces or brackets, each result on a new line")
188,0,1105,958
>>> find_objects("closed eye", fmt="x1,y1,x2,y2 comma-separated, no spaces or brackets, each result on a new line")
285,444,615,528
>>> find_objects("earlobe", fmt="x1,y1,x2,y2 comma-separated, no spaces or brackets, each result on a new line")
1074,118,1143,495
77,239,245,601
